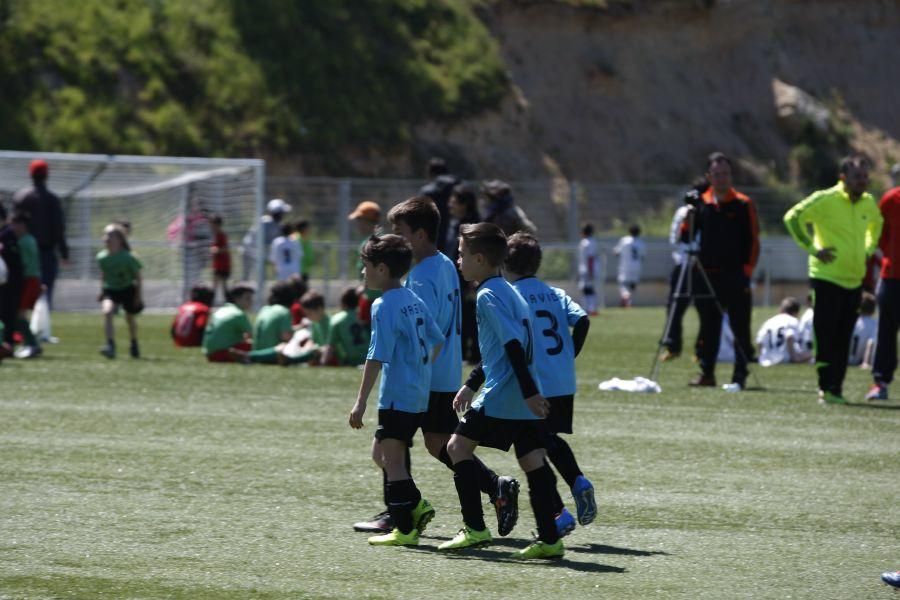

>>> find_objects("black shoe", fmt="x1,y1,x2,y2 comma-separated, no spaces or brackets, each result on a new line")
130,340,140,359
353,509,393,533
688,373,716,387
494,476,519,537
100,343,116,359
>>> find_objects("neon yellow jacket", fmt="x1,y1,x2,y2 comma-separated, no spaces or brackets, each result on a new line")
784,182,883,289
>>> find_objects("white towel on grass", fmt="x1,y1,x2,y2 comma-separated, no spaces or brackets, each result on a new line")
598,377,661,393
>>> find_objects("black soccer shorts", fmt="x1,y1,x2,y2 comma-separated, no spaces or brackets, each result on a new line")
455,407,545,458
421,391,459,434
375,409,423,446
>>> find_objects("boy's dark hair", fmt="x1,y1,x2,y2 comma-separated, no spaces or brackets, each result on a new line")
268,280,298,308
227,282,255,303
340,286,359,310
459,222,507,267
300,289,325,311
452,183,480,221
427,156,448,178
280,222,293,237
859,292,876,316
707,151,733,171
840,153,871,175
11,210,31,226
581,223,594,237
105,226,131,252
190,285,215,306
295,219,309,232
505,232,542,276
629,224,641,237
291,277,309,301
210,214,223,227
387,196,440,243
779,296,801,316
360,234,413,278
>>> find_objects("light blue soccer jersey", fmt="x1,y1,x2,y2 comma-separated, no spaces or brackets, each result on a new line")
405,252,462,393
367,287,444,413
471,276,542,420
512,277,587,397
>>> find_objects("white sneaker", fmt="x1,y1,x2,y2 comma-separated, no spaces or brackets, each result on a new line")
721,383,742,393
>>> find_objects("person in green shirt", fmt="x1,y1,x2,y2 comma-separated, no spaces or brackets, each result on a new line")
245,281,296,364
783,155,884,404
11,211,43,358
323,287,370,366
202,283,255,362
97,226,143,359
300,289,330,349
294,219,314,283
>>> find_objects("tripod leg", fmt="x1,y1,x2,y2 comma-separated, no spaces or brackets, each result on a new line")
649,259,693,381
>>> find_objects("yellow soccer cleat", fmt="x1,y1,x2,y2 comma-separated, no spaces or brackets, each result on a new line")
511,539,565,560
437,526,492,551
367,528,419,546
411,498,436,534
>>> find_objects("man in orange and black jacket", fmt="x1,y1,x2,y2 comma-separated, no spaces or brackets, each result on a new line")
683,152,759,390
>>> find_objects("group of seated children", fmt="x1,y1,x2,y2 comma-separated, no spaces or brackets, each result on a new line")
754,293,877,368
171,278,370,367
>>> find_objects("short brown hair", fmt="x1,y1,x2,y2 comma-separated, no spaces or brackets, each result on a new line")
360,233,413,278
859,291,876,316
339,286,359,310
387,196,440,243
459,222,507,267
707,151,733,171
779,296,801,316
505,232,542,276
300,289,325,311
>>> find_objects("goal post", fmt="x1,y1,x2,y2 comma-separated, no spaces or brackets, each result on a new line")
0,150,265,310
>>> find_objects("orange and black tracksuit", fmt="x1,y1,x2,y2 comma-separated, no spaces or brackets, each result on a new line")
682,187,759,386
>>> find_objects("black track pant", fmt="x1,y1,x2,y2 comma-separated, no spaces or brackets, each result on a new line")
872,279,900,386
811,278,862,395
696,270,752,385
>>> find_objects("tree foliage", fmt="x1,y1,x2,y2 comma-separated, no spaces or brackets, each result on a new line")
0,0,507,160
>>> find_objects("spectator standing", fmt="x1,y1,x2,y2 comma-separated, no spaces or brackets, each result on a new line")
784,155,883,404
866,167,900,400
241,198,291,279
482,180,536,237
613,225,646,308
294,220,314,283
269,222,302,281
447,184,481,363
0,202,23,348
578,224,601,315
686,152,760,390
419,157,460,254
11,212,42,358
348,201,382,325
209,214,231,305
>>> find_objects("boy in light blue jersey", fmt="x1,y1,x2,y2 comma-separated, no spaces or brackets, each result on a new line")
506,232,597,535
348,234,444,547
346,197,520,537
440,222,563,560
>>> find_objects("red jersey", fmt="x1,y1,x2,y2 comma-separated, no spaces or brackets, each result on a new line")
212,231,231,274
171,301,211,347
880,187,900,280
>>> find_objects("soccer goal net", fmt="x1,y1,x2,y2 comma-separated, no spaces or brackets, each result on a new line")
0,150,265,310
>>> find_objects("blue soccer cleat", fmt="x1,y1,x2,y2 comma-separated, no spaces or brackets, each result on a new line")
571,475,597,526
883,571,900,589
555,508,576,537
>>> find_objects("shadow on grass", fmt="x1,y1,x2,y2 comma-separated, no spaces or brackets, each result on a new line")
567,543,669,557
844,401,900,410
409,544,625,573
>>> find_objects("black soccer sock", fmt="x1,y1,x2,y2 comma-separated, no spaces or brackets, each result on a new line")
381,469,389,508
473,455,499,502
526,463,560,544
17,318,37,347
453,459,486,531
405,446,412,478
438,444,455,470
386,478,421,535
546,435,583,489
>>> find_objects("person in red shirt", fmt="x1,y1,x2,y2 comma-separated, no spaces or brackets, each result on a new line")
866,166,900,400
209,214,231,305
171,285,214,347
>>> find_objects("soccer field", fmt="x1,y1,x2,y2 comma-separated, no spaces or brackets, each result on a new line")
1,309,897,599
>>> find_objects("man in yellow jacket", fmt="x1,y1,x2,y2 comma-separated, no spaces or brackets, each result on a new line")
784,155,883,404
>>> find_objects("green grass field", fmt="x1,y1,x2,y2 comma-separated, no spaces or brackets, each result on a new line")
1,309,898,599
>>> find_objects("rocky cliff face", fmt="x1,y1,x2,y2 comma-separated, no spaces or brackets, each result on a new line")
412,0,900,186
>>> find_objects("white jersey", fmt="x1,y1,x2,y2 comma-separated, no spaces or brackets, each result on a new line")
798,308,814,353
755,313,802,367
614,235,645,283
717,314,735,363
269,235,302,281
848,315,878,366
578,237,600,284
669,205,697,266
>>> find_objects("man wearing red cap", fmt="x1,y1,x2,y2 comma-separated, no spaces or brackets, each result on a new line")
13,159,69,315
